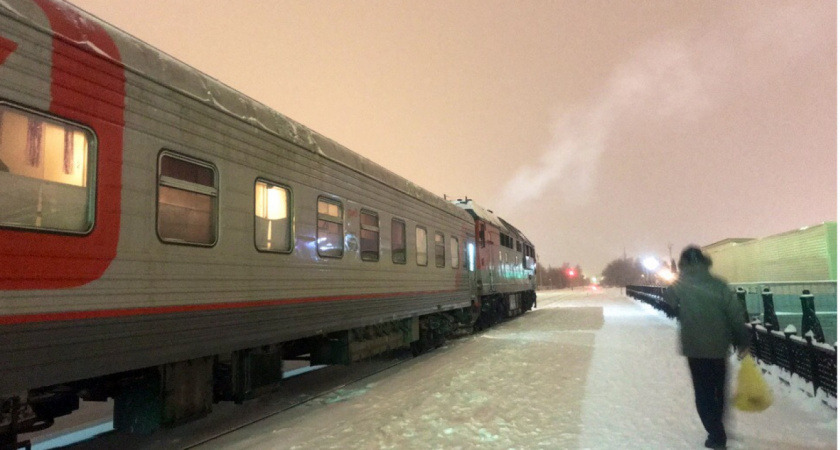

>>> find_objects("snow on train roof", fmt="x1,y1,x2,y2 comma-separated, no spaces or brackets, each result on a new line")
0,0,465,218
452,200,505,228
453,200,534,248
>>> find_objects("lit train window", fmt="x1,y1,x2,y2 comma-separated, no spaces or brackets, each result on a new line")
317,197,343,258
255,180,291,253
157,152,218,245
434,232,445,268
415,226,428,266
360,210,379,262
450,237,459,268
0,104,95,233
391,218,406,264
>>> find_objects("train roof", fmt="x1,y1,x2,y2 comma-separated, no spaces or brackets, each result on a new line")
0,0,469,221
451,199,504,228
453,200,534,247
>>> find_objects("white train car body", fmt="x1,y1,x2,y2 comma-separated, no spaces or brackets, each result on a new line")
0,0,482,438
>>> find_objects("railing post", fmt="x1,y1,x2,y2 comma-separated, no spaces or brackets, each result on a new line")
761,288,780,331
804,334,820,396
800,289,826,343
784,325,797,375
736,287,749,322
749,322,759,359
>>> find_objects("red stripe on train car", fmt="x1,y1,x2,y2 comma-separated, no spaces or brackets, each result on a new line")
0,1,124,290
0,35,17,66
0,289,463,325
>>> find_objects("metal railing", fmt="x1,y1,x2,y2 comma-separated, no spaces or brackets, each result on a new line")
626,285,837,397
731,281,837,344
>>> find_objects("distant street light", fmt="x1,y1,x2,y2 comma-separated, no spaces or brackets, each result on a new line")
643,256,660,286
657,268,676,282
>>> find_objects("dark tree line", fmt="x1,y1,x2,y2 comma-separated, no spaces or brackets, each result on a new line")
599,258,645,287
535,263,586,289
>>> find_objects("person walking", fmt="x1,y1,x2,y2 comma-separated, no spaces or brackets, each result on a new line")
664,246,749,450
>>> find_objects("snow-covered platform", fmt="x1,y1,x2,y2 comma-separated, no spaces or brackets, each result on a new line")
41,288,836,449
192,288,836,449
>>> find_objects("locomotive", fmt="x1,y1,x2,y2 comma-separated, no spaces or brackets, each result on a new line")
0,0,536,445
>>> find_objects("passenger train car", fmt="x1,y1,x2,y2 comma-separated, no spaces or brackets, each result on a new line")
0,0,537,444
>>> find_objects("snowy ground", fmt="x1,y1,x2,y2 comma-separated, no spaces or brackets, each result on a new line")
192,288,837,449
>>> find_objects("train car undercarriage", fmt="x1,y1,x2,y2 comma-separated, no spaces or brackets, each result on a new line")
474,291,537,330
3,303,524,446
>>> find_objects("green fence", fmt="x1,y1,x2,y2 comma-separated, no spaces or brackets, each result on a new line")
626,284,837,397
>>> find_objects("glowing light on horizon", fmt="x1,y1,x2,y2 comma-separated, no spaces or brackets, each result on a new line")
643,257,660,271
657,268,676,282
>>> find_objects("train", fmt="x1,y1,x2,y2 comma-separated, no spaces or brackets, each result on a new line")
0,0,537,445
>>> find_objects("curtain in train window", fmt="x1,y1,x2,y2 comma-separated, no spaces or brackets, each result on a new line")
0,105,94,233
391,219,406,264
434,232,445,268
360,210,379,261
157,153,217,245
317,197,343,258
450,237,459,268
255,180,291,252
416,226,428,266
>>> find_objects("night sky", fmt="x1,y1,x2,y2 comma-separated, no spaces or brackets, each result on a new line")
68,0,837,275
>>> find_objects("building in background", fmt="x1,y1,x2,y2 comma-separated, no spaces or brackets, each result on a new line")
703,222,837,343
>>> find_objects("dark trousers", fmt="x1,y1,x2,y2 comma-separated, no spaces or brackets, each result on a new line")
687,358,728,444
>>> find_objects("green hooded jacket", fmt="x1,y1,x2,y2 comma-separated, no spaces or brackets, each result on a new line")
664,265,749,358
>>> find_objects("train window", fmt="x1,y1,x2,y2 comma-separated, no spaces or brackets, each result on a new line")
157,152,217,245
500,234,514,249
391,218,406,264
0,104,95,233
317,197,343,258
434,232,445,268
450,237,459,268
360,210,379,262
415,226,428,266
255,180,291,253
